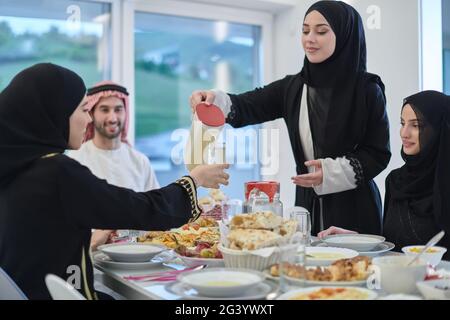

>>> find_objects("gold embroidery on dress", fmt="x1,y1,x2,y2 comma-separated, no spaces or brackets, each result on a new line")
81,246,94,300
41,153,59,159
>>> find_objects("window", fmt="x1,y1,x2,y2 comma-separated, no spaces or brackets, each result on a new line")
134,12,262,199
443,0,450,93
0,0,112,91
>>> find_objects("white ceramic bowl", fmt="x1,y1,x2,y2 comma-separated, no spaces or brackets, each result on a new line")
322,234,385,251
416,279,450,300
177,268,265,297
218,243,297,271
98,243,166,263
305,246,359,266
372,256,427,294
277,286,377,300
402,245,447,267
177,254,225,268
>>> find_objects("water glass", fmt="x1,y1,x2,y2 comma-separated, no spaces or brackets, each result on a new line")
221,198,243,226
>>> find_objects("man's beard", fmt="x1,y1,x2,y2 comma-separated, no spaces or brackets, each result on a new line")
94,121,122,140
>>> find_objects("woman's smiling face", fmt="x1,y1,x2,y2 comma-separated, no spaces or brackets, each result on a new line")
302,10,336,64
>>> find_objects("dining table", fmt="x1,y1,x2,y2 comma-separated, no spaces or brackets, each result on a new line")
93,249,450,300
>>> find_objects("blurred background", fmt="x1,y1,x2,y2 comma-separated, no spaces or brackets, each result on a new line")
0,0,447,206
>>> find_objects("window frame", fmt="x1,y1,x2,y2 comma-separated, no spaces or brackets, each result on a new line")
121,0,274,153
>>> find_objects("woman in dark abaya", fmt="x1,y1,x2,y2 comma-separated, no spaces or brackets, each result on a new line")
320,91,450,258
189,1,391,235
0,63,229,299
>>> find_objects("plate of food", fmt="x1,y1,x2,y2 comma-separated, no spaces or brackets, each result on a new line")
277,286,377,300
137,220,220,249
268,256,372,287
198,189,227,221
305,247,359,266
174,242,224,268
173,216,219,232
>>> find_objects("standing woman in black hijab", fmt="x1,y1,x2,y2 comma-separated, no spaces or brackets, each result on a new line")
0,63,229,299
190,1,390,235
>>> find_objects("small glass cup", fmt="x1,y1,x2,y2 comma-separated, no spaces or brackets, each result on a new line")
221,198,243,226
277,233,307,293
278,207,311,293
112,230,131,243
288,207,311,245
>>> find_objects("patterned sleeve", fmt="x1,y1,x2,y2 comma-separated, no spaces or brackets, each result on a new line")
175,176,203,222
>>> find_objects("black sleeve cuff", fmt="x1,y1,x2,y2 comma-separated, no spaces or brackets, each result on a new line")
348,156,365,186
175,176,202,222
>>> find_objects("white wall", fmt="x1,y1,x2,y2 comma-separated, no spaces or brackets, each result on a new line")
269,0,422,209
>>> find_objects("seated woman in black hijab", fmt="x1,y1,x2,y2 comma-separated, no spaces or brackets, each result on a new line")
319,91,450,258
189,0,390,235
0,63,229,300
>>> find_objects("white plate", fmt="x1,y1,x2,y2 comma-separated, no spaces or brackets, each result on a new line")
99,243,166,262
93,251,171,270
358,242,395,256
311,240,395,257
176,254,225,268
177,268,265,297
305,247,359,266
277,286,377,300
322,234,385,251
166,281,274,300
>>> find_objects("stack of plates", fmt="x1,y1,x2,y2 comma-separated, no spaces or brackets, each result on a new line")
94,243,171,270
311,234,395,257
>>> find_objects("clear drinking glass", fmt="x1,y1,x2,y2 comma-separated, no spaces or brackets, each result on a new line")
288,207,311,245
278,235,307,293
221,198,243,226
278,207,312,293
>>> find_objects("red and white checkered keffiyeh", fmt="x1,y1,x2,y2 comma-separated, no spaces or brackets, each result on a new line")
83,80,130,144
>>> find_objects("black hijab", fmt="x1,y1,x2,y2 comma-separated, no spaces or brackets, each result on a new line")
388,91,450,236
0,63,86,187
300,1,385,158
